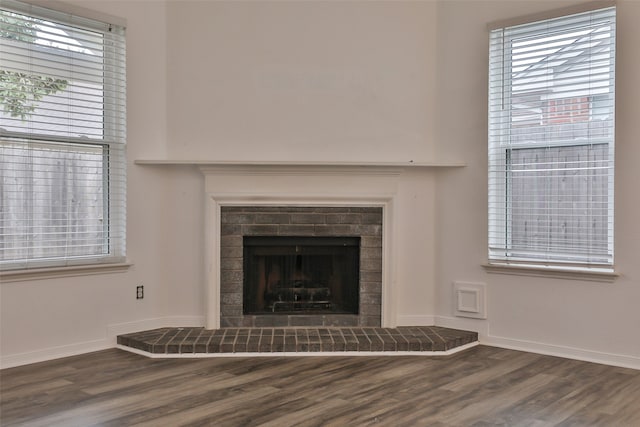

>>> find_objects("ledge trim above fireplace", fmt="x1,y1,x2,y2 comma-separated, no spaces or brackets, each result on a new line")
137,159,466,168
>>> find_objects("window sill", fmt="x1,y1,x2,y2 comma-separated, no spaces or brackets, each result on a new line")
483,263,618,283
0,262,132,283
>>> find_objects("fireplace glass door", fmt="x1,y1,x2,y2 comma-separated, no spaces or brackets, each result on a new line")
243,236,360,315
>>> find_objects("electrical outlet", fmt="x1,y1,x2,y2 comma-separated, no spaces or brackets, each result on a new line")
136,285,144,299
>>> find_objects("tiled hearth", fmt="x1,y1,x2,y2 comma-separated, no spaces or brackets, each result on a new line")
117,326,478,356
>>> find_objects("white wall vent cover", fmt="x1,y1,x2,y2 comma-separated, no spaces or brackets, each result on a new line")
453,282,487,319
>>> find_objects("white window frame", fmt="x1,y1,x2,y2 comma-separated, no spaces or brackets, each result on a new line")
487,3,616,275
0,0,126,272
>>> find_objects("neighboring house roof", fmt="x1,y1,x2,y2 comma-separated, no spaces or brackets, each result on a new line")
512,25,614,98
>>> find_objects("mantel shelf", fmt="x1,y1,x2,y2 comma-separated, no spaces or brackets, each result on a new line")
134,159,466,168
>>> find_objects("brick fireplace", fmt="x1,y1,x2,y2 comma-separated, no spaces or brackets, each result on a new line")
220,206,383,327
200,163,404,330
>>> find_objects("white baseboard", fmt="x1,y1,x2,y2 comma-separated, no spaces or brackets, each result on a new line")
486,335,640,371
435,315,640,371
4,315,636,371
116,341,480,359
0,338,111,370
1,315,206,370
396,314,436,326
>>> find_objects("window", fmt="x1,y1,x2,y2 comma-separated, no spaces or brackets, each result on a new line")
0,1,126,270
488,6,615,270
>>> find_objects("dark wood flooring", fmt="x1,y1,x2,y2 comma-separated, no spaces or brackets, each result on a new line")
1,345,639,426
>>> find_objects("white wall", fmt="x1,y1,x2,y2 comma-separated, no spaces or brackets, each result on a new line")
165,0,439,163
1,0,638,369
0,0,195,368
434,0,640,369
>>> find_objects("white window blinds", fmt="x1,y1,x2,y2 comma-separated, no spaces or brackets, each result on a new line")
0,0,126,270
488,6,615,269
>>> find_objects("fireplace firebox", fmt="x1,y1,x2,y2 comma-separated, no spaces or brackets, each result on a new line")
243,236,360,315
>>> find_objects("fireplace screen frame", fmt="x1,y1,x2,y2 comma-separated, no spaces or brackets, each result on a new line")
243,236,361,316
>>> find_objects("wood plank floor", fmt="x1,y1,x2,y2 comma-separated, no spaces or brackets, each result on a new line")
1,345,639,426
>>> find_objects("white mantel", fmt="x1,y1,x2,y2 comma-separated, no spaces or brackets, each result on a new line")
137,160,465,329
134,160,466,168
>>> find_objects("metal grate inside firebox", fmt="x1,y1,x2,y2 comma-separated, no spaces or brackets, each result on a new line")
243,236,360,316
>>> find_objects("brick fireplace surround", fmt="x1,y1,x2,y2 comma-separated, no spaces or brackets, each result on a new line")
220,206,383,327
200,163,404,329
